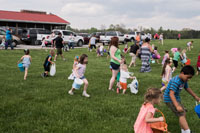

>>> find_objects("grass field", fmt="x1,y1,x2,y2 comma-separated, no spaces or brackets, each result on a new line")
0,39,200,133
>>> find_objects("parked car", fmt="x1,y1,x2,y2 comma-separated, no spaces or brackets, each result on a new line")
36,29,52,45
52,30,84,47
124,31,147,42
100,31,125,44
21,28,51,45
78,33,90,44
0,28,21,47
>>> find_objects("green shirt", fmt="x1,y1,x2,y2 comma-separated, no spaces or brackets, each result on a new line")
110,48,121,65
173,52,180,61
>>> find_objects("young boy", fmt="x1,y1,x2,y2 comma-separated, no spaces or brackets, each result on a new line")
41,50,55,77
172,48,182,72
163,65,200,133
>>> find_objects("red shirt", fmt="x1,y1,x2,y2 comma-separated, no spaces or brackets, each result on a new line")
197,56,200,67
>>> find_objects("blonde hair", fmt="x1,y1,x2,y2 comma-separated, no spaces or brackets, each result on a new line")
144,88,162,105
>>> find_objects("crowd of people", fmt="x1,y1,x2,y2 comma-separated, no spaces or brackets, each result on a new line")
15,31,200,133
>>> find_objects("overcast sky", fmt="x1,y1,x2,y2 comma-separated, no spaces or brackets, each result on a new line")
1,0,200,30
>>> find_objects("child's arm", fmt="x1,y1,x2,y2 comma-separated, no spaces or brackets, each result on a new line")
145,112,163,123
185,88,200,102
74,66,80,78
170,90,184,112
48,57,54,64
17,56,24,64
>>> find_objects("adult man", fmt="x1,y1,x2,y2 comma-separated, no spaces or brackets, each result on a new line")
54,32,66,61
5,28,13,50
126,41,140,67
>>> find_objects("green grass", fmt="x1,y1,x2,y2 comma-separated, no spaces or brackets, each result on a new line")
0,39,200,133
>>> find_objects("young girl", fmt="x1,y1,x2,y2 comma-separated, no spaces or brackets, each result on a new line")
68,56,79,80
119,64,135,94
162,50,170,66
68,54,90,98
181,49,187,66
187,41,193,51
96,45,101,57
41,37,46,49
123,44,128,53
100,44,104,56
134,88,163,133
160,59,173,91
152,46,161,64
18,49,32,80
196,52,200,75
41,50,55,78
0,36,6,49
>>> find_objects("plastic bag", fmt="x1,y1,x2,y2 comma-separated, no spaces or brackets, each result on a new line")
128,77,139,94
50,63,56,76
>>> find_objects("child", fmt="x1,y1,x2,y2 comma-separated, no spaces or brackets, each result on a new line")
0,36,6,49
41,50,55,78
96,45,101,57
171,48,178,55
181,49,187,66
196,52,200,75
17,49,32,80
162,50,170,66
123,44,128,53
160,59,173,91
134,88,164,133
164,65,200,133
172,48,182,72
119,64,135,94
186,41,193,51
68,56,79,80
68,54,90,98
116,55,126,93
41,37,46,49
152,46,161,64
100,44,104,56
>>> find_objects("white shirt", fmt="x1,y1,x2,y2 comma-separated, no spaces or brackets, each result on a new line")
90,37,96,45
100,45,104,52
120,70,130,83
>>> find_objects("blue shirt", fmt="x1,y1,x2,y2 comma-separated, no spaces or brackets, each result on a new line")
6,30,12,40
164,75,188,103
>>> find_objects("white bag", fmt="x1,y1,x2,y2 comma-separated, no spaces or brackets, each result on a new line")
50,63,56,76
128,77,139,94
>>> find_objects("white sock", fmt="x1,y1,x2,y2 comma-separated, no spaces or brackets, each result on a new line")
181,129,184,133
184,129,191,133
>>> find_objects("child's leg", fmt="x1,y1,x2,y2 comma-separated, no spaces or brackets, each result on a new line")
68,87,75,95
122,89,126,94
82,78,89,92
179,115,189,131
54,54,58,61
24,68,28,80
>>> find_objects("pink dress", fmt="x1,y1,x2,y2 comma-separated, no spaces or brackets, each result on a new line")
134,103,155,133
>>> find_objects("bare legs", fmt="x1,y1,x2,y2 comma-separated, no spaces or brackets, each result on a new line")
108,69,119,90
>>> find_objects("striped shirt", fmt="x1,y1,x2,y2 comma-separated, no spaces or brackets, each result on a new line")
164,75,188,103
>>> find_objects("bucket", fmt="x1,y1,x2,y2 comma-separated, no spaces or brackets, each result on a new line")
18,63,25,72
72,78,83,90
185,59,191,65
195,102,200,118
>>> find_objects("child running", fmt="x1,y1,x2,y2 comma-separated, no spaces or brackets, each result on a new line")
119,64,135,94
196,52,200,75
68,54,90,98
163,65,200,133
172,48,182,72
160,59,173,91
162,50,170,66
0,36,6,49
17,49,32,80
41,50,55,78
152,46,160,64
134,88,163,133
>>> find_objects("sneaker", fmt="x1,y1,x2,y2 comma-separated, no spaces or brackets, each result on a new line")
63,58,66,61
68,90,74,95
54,59,56,61
82,92,90,98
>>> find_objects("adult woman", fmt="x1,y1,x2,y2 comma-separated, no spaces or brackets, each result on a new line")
140,38,152,73
108,37,122,90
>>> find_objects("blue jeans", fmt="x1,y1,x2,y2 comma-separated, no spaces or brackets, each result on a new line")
68,42,74,49
5,40,13,50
